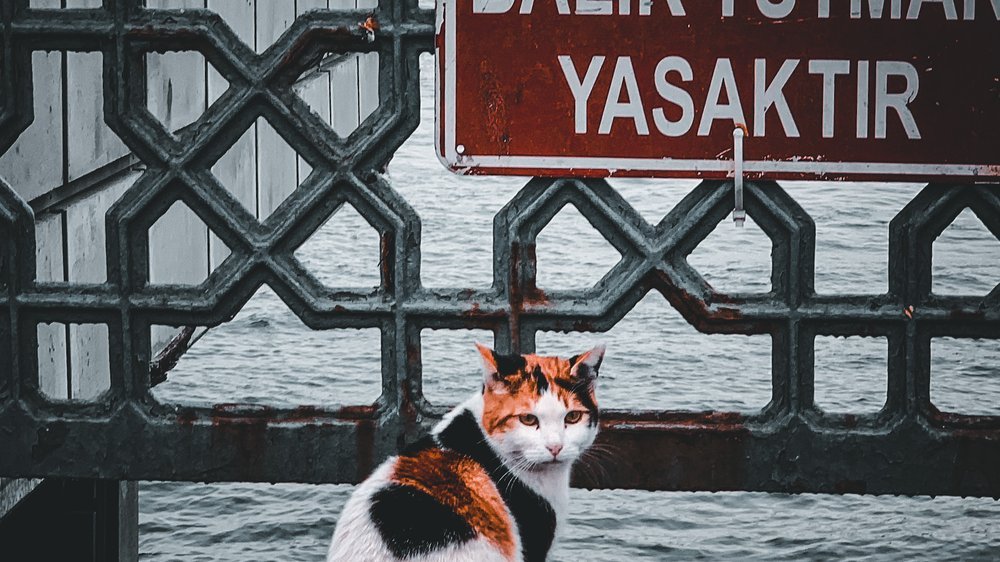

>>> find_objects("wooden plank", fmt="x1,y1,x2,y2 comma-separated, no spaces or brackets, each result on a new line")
356,0,379,126
68,323,109,400
208,0,254,266
357,52,379,126
65,50,129,182
0,49,63,203
65,172,135,399
144,0,207,134
328,0,361,138
256,2,299,218
148,201,209,350
329,58,361,138
65,0,127,180
295,0,328,183
34,213,68,399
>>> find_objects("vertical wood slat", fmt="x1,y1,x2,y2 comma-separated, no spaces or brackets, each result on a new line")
208,0,255,268
0,50,63,203
356,0,380,124
34,213,68,399
256,2,299,219
64,0,128,181
329,0,362,138
145,0,208,134
65,173,136,399
295,0,330,184
145,1,211,351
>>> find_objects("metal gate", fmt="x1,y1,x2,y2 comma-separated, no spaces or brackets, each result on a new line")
2,0,999,499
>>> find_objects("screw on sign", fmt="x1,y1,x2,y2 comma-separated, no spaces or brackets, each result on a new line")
436,0,1000,181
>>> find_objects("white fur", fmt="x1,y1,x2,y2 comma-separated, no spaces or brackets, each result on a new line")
327,462,397,562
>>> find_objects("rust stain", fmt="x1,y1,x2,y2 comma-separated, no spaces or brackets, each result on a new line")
950,308,985,321
203,403,376,424
509,242,549,307
380,232,394,290
210,404,269,476
478,61,510,155
406,343,421,365
651,271,770,333
600,410,748,432
462,302,504,319
715,306,742,320
212,403,272,417
176,409,197,427
359,16,380,34
334,404,378,419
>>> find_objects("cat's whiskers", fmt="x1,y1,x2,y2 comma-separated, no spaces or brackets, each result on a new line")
574,444,622,484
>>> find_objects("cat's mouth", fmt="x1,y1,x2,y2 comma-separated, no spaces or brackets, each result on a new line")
527,458,567,471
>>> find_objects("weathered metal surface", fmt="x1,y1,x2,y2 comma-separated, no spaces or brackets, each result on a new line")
1,0,999,497
436,0,1000,180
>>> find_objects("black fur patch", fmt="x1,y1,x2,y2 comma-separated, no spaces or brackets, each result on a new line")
530,365,549,393
399,435,436,457
492,351,527,377
369,484,476,558
555,377,599,426
436,411,557,562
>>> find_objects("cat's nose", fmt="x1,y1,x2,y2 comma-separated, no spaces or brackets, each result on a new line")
547,444,563,458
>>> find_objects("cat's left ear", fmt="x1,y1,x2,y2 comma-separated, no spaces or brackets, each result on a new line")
570,344,606,381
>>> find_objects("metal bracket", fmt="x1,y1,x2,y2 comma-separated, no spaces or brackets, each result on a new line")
733,125,746,227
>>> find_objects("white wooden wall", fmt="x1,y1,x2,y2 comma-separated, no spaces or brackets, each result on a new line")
0,0,375,401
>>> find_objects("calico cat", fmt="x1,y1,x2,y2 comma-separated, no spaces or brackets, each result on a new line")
327,343,605,562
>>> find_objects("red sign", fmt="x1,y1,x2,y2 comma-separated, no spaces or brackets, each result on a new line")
436,0,1000,180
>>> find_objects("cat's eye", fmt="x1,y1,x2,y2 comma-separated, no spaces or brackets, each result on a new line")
518,413,539,427
564,411,583,424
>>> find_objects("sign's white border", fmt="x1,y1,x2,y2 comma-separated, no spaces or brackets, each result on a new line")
436,0,999,179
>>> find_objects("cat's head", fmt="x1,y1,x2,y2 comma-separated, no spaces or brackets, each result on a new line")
474,343,604,471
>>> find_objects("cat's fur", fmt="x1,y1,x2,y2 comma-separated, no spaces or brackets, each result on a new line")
327,343,605,562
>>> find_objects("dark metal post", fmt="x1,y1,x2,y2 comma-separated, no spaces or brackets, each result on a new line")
0,479,137,562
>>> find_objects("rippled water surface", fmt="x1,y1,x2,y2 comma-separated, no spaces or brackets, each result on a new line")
140,56,1000,560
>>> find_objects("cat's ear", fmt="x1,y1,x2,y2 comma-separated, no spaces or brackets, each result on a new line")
475,342,525,393
570,344,606,381
475,342,506,394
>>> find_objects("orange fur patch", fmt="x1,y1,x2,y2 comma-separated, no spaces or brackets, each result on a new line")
481,354,595,435
391,448,516,559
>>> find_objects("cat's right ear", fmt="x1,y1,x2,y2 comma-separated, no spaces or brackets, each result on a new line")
475,342,505,394
475,342,526,394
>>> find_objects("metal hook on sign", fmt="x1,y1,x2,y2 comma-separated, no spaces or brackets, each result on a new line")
732,124,747,228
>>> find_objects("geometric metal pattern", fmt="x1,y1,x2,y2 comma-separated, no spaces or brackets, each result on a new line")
2,0,999,496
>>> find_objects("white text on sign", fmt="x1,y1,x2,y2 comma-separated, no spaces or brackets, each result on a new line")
474,0,1000,19
558,56,921,139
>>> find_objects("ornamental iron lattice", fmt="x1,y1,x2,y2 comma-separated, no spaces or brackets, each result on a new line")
2,0,1000,497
